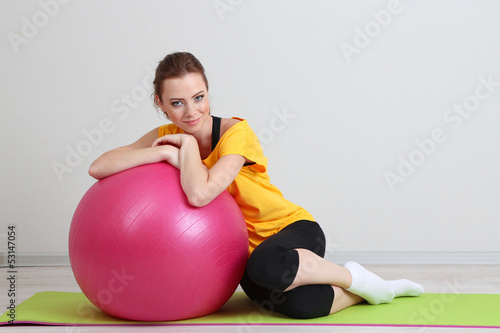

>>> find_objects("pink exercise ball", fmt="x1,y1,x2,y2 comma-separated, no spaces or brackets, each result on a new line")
68,163,248,321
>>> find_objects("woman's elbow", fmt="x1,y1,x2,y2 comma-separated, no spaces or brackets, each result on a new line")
186,190,213,208
88,162,106,180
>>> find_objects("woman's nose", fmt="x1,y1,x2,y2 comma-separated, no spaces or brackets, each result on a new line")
185,102,196,116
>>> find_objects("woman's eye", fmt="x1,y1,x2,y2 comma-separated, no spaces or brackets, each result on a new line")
172,101,182,107
194,95,204,102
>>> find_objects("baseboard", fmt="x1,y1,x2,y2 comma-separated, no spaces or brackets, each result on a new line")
325,251,500,265
1,251,499,267
1,253,70,267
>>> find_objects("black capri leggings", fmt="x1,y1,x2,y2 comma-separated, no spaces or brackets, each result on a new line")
240,220,335,319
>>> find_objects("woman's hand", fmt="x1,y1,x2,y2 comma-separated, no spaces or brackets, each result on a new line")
152,134,187,169
152,133,246,207
89,127,169,180
152,134,190,149
159,144,180,169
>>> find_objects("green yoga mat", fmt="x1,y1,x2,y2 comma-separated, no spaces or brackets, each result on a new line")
1,291,499,328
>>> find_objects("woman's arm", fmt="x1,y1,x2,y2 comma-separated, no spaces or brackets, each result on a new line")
152,134,245,207
89,128,180,180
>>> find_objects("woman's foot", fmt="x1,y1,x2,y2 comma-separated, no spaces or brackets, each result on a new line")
388,279,424,297
344,261,424,305
344,261,395,304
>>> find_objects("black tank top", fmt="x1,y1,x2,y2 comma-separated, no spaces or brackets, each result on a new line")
210,116,255,166
211,116,221,151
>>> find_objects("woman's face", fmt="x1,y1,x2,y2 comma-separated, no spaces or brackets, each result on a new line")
157,73,210,134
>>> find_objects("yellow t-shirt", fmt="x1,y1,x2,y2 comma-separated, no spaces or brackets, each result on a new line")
158,117,315,255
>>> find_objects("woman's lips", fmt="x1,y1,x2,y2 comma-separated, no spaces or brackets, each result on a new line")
184,118,200,126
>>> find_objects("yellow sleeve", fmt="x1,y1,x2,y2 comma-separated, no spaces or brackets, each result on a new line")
218,120,267,173
158,124,183,137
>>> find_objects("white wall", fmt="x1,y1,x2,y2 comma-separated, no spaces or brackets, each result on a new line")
1,0,499,264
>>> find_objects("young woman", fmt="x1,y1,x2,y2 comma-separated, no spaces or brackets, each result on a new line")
89,52,423,319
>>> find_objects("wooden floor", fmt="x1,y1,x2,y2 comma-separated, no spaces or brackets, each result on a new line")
1,265,499,332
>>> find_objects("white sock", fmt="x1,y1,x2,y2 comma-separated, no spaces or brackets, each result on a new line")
388,279,424,297
344,261,395,305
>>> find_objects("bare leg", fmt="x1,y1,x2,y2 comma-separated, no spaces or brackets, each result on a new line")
284,249,422,305
330,286,364,314
282,250,365,314
283,248,353,291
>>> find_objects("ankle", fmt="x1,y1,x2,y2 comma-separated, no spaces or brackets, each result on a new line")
342,266,353,289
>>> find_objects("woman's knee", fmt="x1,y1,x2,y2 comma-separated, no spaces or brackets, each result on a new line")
276,285,335,319
247,246,299,291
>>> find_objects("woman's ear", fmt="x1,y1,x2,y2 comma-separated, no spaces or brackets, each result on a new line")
155,95,163,110
155,95,170,120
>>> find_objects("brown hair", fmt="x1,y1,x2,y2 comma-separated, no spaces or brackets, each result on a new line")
153,52,209,109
